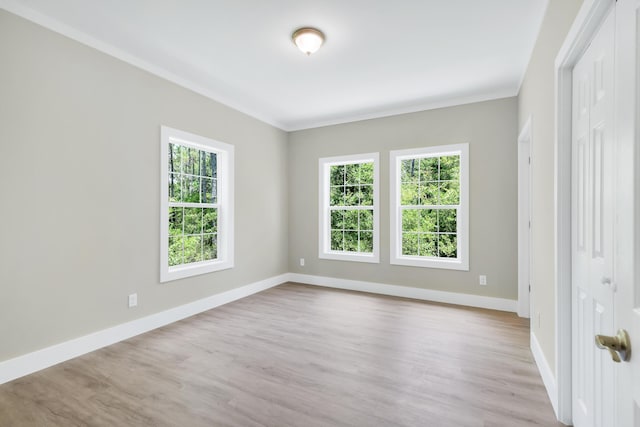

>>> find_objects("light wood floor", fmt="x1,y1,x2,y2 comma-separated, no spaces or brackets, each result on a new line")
0,283,562,426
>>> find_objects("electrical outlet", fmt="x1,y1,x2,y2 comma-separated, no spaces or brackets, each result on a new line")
479,275,487,285
300,258,305,267
128,293,138,308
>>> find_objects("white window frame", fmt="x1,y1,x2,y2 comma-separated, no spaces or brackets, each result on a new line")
160,126,234,282
390,143,469,270
318,152,380,263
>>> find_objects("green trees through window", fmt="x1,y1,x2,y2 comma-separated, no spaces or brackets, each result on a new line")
168,143,218,266
400,155,460,258
329,162,374,253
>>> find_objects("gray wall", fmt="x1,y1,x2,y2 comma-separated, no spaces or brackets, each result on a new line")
0,10,289,361
288,98,519,299
518,0,583,373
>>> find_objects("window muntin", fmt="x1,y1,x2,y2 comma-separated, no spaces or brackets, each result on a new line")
319,153,379,263
161,126,234,282
399,155,460,258
390,144,468,270
329,162,374,253
168,144,218,266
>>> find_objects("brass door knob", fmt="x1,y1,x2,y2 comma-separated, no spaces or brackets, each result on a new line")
595,329,631,363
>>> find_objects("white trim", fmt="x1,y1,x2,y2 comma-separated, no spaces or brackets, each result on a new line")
160,126,234,282
389,144,469,271
553,0,615,424
288,273,517,312
0,272,521,385
0,0,287,131
531,331,559,418
517,116,532,318
0,1,520,133
0,274,288,385
286,91,517,132
318,153,380,263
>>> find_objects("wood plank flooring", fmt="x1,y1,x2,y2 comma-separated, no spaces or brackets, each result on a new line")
0,283,562,426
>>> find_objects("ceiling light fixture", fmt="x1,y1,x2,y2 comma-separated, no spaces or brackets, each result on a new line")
292,27,325,55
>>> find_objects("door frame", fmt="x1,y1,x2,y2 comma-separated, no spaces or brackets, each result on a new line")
518,116,532,318
554,0,616,423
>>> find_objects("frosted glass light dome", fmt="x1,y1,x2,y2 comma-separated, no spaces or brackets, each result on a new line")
292,27,324,55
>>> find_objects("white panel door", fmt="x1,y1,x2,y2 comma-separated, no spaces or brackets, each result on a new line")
613,0,640,425
571,8,616,427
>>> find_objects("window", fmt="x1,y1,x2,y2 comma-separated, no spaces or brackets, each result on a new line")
160,126,234,282
390,144,469,270
319,153,380,263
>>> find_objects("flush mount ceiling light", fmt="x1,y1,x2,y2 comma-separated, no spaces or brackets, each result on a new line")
292,27,325,55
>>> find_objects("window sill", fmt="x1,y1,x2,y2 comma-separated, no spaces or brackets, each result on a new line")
319,252,380,264
390,256,469,271
161,259,233,283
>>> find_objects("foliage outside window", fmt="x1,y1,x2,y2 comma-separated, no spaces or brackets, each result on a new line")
319,153,380,263
160,126,234,282
390,144,469,270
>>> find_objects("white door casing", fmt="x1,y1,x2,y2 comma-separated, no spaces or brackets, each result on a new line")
571,7,616,427
518,117,532,319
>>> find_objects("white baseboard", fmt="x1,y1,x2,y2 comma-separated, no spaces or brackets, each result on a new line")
0,273,288,385
530,331,558,417
288,273,517,312
0,272,519,385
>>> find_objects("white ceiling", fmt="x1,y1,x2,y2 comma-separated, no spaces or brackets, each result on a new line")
2,0,548,131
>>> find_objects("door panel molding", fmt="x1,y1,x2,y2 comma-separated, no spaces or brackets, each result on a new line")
554,0,616,424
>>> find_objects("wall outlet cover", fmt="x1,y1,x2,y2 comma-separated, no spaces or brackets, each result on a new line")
128,293,138,308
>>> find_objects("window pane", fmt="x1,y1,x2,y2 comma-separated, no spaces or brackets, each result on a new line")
344,231,359,251
330,165,344,186
330,186,344,206
203,208,217,234
211,153,217,179
438,234,457,258
184,208,202,235
359,185,373,206
344,210,358,230
345,164,359,185
439,155,460,181
168,236,183,266
438,209,457,233
440,181,460,205
420,233,438,257
420,182,439,205
183,175,200,203
420,209,438,233
402,209,420,232
344,186,359,206
169,173,182,202
359,231,373,253
331,210,345,230
184,147,200,176
401,183,419,205
402,233,419,256
359,162,374,184
202,178,216,203
203,234,217,260
169,143,182,174
359,209,373,231
184,235,203,263
169,207,183,236
401,159,418,182
420,157,439,182
331,230,344,251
